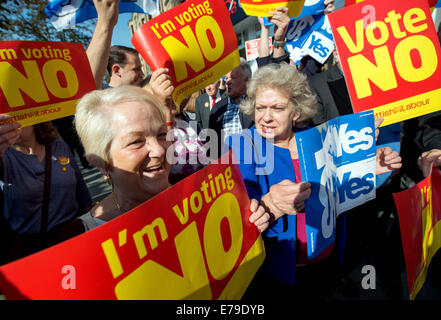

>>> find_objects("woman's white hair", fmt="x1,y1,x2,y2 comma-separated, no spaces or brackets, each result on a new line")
240,63,317,127
74,85,166,170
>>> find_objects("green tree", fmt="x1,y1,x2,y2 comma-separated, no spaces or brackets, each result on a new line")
0,0,94,48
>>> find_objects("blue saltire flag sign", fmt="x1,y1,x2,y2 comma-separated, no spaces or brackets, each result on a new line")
295,111,377,259
285,14,334,65
46,0,160,30
264,0,334,65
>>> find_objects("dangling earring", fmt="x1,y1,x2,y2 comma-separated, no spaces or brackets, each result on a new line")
105,173,124,213
104,173,112,187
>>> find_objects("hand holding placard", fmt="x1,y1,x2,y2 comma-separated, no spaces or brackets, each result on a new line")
132,0,240,108
0,115,21,156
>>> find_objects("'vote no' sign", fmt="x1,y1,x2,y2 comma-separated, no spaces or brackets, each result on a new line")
328,0,441,126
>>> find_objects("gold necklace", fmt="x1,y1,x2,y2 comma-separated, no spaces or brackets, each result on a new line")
112,193,125,214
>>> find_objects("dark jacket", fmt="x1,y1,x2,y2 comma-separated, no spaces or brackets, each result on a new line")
195,91,227,131
307,65,347,125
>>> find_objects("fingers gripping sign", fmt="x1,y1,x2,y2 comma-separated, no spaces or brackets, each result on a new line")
261,180,311,221
0,115,21,156
249,199,271,233
418,149,441,178
375,146,402,175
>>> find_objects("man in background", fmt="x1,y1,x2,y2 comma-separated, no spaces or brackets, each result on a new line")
104,45,145,88
195,80,225,131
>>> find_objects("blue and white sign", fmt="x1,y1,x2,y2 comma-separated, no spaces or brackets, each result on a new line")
285,14,334,65
295,111,377,259
46,0,160,30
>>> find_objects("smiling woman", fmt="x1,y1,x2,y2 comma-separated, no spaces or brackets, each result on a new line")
56,85,272,242
56,86,172,239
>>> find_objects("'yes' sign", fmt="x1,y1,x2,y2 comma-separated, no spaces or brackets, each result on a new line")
295,111,377,259
328,0,441,126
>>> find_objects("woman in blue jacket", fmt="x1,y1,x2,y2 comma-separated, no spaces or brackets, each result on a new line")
226,63,402,299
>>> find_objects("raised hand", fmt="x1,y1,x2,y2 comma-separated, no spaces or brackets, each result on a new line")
268,7,290,42
0,115,21,156
324,0,335,14
148,68,176,126
418,149,441,177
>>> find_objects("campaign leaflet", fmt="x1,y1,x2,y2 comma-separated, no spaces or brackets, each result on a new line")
295,111,377,259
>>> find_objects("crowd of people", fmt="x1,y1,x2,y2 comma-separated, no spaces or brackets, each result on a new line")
1,0,441,300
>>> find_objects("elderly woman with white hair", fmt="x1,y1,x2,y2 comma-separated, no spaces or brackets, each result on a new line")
226,63,402,299
58,85,270,239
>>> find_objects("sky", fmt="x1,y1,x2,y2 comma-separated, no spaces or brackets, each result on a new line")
111,13,134,48
109,0,346,49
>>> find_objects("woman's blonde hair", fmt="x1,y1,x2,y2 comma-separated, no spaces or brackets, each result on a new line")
74,85,166,170
240,63,317,127
181,90,202,113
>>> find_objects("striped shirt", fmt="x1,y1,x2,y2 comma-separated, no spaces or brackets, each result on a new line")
222,96,245,141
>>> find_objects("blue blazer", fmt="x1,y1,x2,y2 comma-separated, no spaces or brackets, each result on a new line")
226,126,346,286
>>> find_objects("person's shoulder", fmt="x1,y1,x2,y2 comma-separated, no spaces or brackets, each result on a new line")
218,95,228,105
211,96,228,113
308,68,328,85
196,92,208,103
52,139,72,154
195,93,208,110
227,127,258,146
52,139,69,151
197,92,208,99
308,65,340,85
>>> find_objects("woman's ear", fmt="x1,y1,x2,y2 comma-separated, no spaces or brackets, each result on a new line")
292,111,301,125
86,154,109,176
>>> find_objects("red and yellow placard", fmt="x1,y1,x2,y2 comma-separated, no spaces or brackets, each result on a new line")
393,167,441,300
132,0,239,109
0,151,265,300
0,41,96,127
239,0,304,17
328,0,441,127
344,0,440,11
